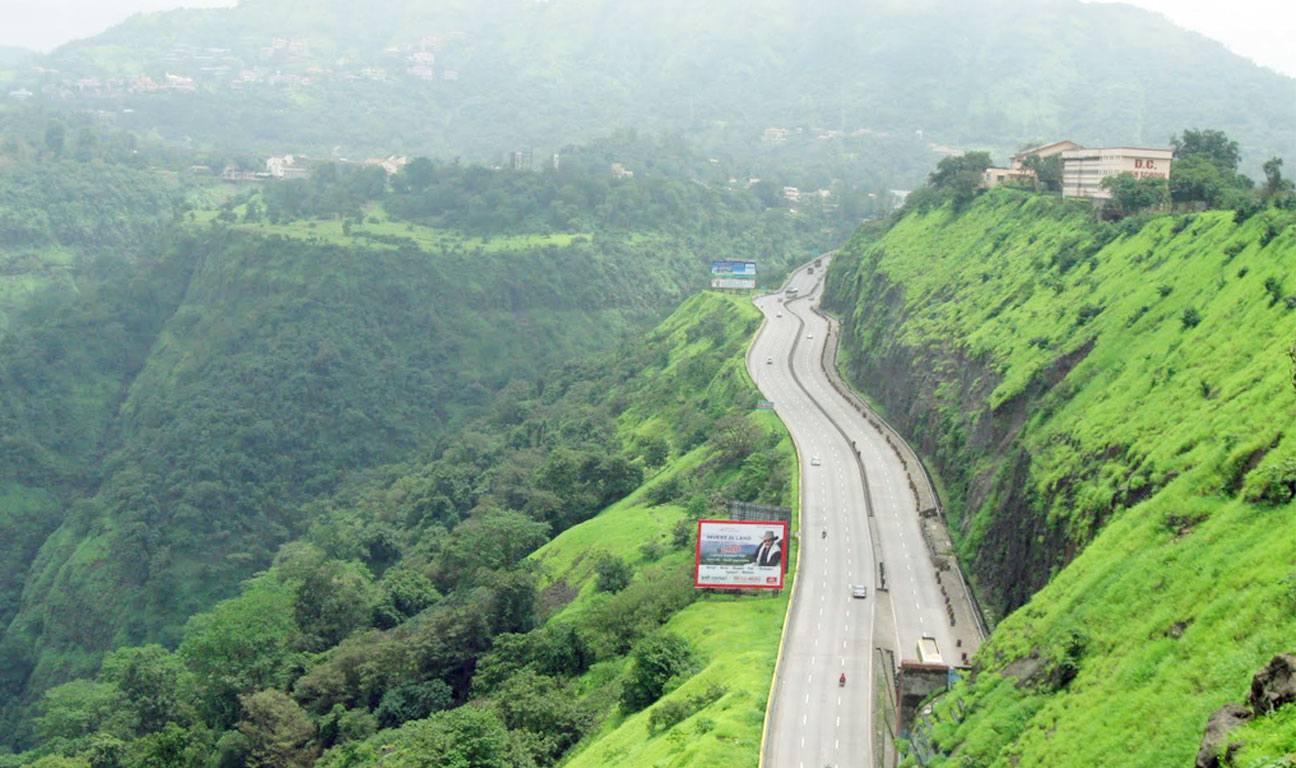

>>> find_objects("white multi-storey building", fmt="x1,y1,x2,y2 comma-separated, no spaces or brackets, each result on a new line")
1060,147,1173,199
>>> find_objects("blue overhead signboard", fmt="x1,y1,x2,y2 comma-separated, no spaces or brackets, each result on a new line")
711,261,757,277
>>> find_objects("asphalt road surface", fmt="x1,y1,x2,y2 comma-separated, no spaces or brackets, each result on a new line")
754,260,956,768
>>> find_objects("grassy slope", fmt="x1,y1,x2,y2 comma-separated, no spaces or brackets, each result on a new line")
329,291,796,767
826,190,1296,766
539,297,796,768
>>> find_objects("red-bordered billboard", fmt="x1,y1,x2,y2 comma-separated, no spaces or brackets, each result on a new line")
694,519,788,589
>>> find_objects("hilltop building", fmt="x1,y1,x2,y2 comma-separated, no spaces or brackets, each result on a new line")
980,140,1172,199
1011,140,1081,169
1059,147,1173,199
982,139,1081,189
266,154,309,179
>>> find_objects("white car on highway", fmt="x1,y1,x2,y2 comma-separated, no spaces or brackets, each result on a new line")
810,455,821,466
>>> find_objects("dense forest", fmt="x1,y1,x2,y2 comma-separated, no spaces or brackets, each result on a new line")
0,109,826,757
2,290,794,768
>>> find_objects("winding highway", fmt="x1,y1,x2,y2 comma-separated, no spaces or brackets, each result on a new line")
753,259,957,768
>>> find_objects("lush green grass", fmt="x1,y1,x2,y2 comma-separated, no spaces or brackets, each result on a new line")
826,190,1296,766
564,595,786,768
190,202,590,253
528,293,797,767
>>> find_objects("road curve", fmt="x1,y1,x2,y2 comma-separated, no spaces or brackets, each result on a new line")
754,259,956,768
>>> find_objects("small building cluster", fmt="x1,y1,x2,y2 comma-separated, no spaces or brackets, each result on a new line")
210,153,409,183
983,139,1173,200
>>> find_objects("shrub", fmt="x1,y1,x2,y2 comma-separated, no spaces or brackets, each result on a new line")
594,554,633,593
646,474,683,506
638,539,666,561
1181,307,1202,329
647,682,727,733
1074,303,1102,327
1242,459,1296,506
670,519,693,549
375,680,454,729
619,632,699,712
1265,276,1285,306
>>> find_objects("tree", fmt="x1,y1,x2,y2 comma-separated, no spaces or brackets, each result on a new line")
99,644,196,734
274,543,378,651
124,722,202,768
435,509,551,587
357,707,522,768
711,414,761,464
927,151,992,205
1019,153,1063,192
34,680,133,744
372,568,441,629
1100,172,1168,216
619,631,698,712
396,157,437,192
491,670,593,763
1172,128,1241,171
44,119,65,156
594,554,633,593
178,579,301,727
236,690,318,768
374,680,454,728
1263,157,1293,201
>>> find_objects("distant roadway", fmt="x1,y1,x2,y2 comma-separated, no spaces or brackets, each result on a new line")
752,260,956,768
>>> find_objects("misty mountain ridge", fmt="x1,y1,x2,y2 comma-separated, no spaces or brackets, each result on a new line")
22,0,1296,181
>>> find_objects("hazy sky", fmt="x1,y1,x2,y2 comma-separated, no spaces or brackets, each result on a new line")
1,0,1294,78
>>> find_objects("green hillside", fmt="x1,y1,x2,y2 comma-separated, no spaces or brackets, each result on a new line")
823,190,1296,765
3,290,795,768
22,0,1296,183
0,118,828,750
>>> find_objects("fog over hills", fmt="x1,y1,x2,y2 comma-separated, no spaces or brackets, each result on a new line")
22,0,1296,181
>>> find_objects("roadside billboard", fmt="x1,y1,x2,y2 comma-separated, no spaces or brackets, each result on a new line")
695,519,788,589
710,277,757,289
711,260,757,277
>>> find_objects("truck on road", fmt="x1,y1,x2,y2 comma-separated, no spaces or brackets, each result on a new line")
917,635,943,666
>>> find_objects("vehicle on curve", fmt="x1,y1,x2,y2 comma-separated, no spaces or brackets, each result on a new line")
766,356,774,365
917,635,944,665
810,455,821,466
776,311,783,317
806,332,813,340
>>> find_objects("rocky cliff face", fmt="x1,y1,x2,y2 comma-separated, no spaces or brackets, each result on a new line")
825,252,1095,620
